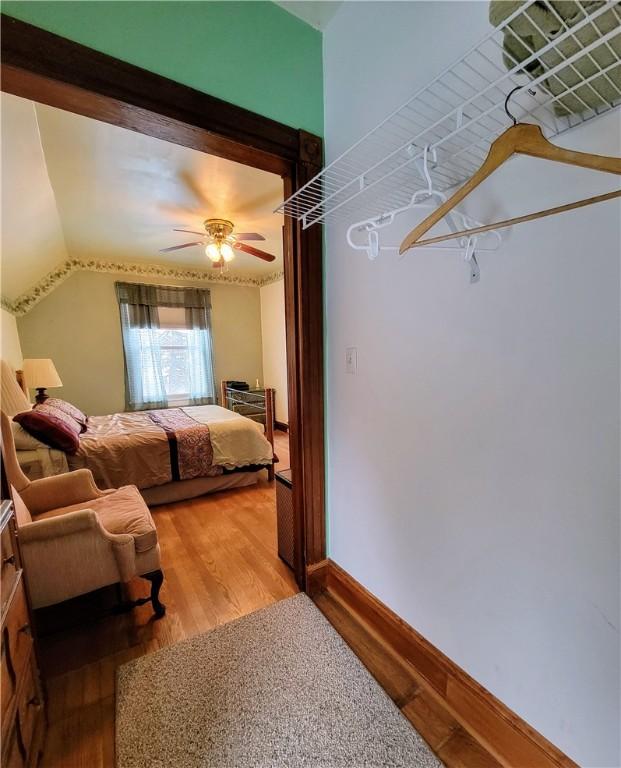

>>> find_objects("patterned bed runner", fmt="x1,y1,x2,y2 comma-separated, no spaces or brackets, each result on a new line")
148,409,223,481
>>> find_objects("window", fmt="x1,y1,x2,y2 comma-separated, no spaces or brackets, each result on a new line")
116,283,215,411
148,327,209,405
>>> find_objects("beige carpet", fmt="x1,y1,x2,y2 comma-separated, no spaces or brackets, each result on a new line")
116,593,441,768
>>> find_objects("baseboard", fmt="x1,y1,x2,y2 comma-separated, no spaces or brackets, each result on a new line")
274,420,289,432
306,558,329,596
309,559,577,768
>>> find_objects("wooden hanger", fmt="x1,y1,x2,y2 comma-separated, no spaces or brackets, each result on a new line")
399,122,621,254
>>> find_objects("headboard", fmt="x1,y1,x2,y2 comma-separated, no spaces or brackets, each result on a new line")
15,370,27,397
0,360,31,417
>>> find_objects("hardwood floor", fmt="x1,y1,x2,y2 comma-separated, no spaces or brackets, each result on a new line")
38,430,297,767
37,429,497,767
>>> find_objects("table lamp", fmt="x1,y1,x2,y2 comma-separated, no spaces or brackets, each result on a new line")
22,359,63,404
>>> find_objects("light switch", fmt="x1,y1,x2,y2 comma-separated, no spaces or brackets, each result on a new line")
346,347,357,374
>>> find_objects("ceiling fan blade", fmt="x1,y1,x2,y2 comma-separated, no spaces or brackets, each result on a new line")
233,242,276,262
173,228,207,236
158,203,203,219
179,170,213,209
234,189,281,216
233,232,266,241
159,241,205,253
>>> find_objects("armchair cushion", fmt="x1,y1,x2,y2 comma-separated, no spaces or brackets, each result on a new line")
37,485,158,554
20,468,105,515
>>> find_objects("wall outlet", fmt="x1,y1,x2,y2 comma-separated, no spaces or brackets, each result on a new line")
346,347,357,374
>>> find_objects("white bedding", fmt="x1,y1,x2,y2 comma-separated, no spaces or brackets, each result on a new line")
11,418,69,479
182,405,273,469
17,446,69,480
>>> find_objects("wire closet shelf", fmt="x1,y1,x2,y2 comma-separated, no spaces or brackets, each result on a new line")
276,0,621,231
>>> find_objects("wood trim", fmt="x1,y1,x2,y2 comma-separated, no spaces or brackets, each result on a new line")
0,15,325,589
286,135,325,577
0,16,296,173
264,388,275,482
312,560,578,768
305,558,330,597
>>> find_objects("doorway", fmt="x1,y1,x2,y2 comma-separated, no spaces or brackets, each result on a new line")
1,13,326,588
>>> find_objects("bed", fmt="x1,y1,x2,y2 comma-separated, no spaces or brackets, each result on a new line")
1,361,275,505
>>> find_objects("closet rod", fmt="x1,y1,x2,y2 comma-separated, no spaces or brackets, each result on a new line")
410,189,621,248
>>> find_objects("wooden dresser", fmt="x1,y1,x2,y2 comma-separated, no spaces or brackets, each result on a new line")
1,500,46,767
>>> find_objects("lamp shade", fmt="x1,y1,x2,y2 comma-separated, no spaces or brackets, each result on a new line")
22,359,63,389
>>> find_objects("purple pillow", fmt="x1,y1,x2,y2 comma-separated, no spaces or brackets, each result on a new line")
14,408,81,454
35,398,88,432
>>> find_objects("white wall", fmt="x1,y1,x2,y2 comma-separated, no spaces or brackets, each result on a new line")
260,279,289,424
0,308,23,369
323,3,620,766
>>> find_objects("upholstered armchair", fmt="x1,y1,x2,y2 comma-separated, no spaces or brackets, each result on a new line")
0,412,165,617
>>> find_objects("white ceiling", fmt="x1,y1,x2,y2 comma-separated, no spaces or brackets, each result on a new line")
276,1,342,30
1,93,284,301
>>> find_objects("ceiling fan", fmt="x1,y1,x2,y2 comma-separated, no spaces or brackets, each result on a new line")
160,218,276,266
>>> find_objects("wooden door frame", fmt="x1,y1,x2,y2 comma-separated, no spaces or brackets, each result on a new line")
0,14,325,589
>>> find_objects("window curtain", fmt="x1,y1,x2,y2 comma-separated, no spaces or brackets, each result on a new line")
115,282,216,410
184,305,216,406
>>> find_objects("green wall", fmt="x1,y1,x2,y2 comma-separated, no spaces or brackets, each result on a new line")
2,1,323,135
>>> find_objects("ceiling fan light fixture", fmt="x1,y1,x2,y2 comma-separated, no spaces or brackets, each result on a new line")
220,243,234,262
205,242,221,262
164,217,274,263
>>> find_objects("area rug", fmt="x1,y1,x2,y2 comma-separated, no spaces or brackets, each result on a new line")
116,593,440,768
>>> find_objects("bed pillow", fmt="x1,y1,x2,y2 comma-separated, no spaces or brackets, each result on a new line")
10,421,50,451
35,397,88,432
14,408,81,454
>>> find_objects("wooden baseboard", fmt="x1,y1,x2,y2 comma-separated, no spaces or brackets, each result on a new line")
305,558,329,596
308,559,577,768
274,420,289,432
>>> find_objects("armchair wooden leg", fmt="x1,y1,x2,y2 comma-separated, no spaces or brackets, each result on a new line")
142,569,166,618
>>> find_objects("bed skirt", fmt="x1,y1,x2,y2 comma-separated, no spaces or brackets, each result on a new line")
141,471,260,506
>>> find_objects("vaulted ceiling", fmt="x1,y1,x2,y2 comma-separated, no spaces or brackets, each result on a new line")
1,93,284,303
1,95,69,300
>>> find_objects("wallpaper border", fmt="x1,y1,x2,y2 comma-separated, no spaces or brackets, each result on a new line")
2,259,284,316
